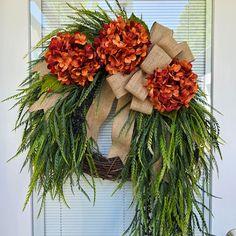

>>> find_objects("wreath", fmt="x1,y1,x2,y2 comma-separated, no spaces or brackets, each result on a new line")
7,1,222,235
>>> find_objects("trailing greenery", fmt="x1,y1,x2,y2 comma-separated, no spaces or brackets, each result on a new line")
7,66,106,214
6,2,125,214
118,90,222,236
5,1,222,236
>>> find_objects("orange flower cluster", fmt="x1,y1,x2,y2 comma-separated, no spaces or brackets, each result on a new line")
145,60,198,112
45,32,100,86
94,16,150,74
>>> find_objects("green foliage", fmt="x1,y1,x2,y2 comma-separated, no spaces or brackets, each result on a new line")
27,29,63,56
129,13,149,33
9,0,130,212
119,90,222,236
10,67,106,214
65,0,129,41
41,74,64,93
65,1,149,42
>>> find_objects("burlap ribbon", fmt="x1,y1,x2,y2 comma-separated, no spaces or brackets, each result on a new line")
28,61,68,113
86,22,194,164
32,60,50,79
29,92,69,113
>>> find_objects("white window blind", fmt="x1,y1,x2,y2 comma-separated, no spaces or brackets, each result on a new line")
31,0,212,235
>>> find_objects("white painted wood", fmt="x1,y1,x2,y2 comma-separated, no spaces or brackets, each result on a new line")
212,0,236,235
0,1,32,236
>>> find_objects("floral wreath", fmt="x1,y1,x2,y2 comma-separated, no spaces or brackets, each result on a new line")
8,1,222,235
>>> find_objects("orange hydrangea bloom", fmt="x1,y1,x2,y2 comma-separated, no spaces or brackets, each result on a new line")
145,60,198,112
94,16,150,74
45,32,101,86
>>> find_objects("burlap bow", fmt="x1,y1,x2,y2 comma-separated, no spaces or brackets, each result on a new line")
86,22,194,163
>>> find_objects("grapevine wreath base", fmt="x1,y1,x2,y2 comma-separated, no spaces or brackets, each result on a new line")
8,1,222,236
84,155,123,181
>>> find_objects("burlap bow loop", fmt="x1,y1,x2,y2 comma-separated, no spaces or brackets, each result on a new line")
32,60,50,79
106,69,137,99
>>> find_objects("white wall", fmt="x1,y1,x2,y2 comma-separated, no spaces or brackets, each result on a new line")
212,0,236,235
0,1,32,236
